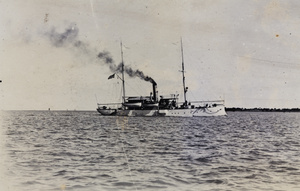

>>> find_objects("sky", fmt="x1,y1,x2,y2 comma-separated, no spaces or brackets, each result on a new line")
1,0,300,110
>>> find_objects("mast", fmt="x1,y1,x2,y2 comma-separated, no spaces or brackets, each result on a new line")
120,41,126,104
181,38,187,105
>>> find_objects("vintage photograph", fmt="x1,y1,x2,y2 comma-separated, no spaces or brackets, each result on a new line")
0,0,299,190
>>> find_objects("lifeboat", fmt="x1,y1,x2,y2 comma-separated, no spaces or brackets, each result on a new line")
123,102,142,108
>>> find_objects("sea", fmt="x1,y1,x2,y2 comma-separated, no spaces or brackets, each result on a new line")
0,111,299,191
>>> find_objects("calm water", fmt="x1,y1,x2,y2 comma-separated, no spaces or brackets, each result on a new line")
0,111,300,191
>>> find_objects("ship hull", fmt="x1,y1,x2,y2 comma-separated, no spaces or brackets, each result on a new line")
115,109,159,116
159,105,226,117
97,105,226,117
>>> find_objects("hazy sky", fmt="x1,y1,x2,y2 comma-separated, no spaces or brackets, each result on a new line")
1,0,300,110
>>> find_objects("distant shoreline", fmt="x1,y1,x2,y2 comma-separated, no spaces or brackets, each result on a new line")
1,108,300,112
225,108,300,112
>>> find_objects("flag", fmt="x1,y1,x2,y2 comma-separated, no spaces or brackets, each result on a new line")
108,74,115,79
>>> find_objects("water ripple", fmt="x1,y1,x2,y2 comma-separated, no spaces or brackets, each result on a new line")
1,111,300,191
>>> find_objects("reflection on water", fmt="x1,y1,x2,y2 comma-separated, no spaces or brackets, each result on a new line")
0,111,300,191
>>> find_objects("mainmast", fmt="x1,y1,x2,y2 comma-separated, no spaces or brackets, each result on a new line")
120,41,126,104
181,38,187,106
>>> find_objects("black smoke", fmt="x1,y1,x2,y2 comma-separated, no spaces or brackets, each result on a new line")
46,24,79,47
97,52,156,84
46,24,156,84
124,67,156,85
45,24,89,54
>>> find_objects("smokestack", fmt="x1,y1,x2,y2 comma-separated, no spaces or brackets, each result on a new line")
152,81,157,102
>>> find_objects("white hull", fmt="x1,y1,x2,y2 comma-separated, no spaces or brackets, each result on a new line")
159,105,226,117
97,104,226,117
116,109,159,117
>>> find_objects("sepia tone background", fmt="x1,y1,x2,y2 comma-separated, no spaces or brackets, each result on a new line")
1,0,300,110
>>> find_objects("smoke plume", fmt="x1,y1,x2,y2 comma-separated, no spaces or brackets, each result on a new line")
46,24,79,47
45,24,90,54
46,24,156,84
124,67,156,85
97,52,156,84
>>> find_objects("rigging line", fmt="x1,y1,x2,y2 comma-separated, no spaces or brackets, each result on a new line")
128,81,143,95
138,80,152,94
189,90,197,101
124,81,145,97
119,84,123,103
114,73,147,98
117,72,148,95
109,81,117,103
239,56,300,67
114,82,120,103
